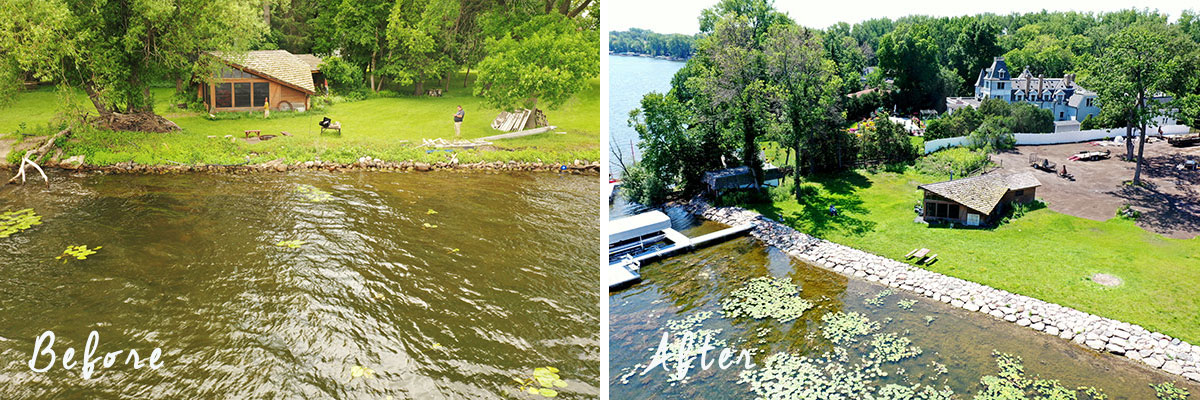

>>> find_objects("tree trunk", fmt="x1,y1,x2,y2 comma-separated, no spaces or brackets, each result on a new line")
82,82,112,117
1124,120,1135,161
463,65,471,88
414,72,425,96
263,0,271,28
369,51,378,93
1133,123,1148,184
792,143,802,202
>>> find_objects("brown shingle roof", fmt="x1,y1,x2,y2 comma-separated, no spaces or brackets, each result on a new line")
919,172,1040,215
209,50,315,93
294,54,323,72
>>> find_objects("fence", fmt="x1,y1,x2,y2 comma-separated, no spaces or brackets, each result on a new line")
924,124,1193,154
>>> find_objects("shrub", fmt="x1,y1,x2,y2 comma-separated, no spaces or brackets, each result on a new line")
858,113,918,163
917,147,992,177
320,56,364,91
620,163,670,205
968,116,1016,151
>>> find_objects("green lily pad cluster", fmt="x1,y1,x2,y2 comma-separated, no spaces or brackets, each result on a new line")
56,245,101,262
349,365,375,380
515,366,567,397
720,276,813,323
976,352,1108,400
1151,382,1189,400
0,208,42,238
897,299,916,311
820,312,880,345
295,184,334,202
275,240,306,248
864,289,894,307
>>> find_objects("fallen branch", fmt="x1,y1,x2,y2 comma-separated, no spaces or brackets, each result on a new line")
8,154,49,185
6,128,70,186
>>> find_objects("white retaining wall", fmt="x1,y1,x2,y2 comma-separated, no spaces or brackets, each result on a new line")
924,124,1193,154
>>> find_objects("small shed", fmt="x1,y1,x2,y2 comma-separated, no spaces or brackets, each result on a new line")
917,172,1040,226
201,50,316,113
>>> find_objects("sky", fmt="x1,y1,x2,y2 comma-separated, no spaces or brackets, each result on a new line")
604,0,1200,34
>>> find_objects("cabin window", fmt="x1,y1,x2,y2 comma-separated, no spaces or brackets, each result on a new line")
234,82,252,108
253,82,269,107
217,68,263,79
1015,190,1025,197
998,82,1005,89
928,203,961,219
214,83,232,108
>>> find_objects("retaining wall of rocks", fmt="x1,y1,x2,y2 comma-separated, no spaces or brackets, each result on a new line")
2,157,600,175
683,199,1200,383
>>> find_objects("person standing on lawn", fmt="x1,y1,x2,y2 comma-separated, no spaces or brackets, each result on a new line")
453,105,464,138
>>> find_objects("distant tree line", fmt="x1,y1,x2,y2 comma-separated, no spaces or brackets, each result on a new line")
621,0,1200,203
609,28,698,59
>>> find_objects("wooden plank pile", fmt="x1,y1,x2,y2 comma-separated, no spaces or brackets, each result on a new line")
491,109,548,132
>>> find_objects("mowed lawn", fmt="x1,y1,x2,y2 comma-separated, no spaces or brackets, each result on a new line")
746,167,1200,343
1,71,599,165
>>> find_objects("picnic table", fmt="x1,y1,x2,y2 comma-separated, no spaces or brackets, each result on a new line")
905,248,938,265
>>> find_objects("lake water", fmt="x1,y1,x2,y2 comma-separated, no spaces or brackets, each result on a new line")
0,171,598,399
609,209,1200,399
608,55,685,175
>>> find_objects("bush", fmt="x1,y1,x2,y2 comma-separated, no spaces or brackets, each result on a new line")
968,116,1016,151
620,163,670,205
925,106,983,140
858,113,918,163
1000,199,1046,224
320,56,364,91
917,147,992,177
716,188,770,207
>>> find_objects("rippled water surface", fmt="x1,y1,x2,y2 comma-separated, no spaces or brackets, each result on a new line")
0,171,599,399
609,208,1200,399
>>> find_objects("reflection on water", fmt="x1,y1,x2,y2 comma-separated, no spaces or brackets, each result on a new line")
0,171,599,399
610,222,1200,399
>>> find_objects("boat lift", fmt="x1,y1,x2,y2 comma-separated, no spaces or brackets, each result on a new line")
607,211,753,290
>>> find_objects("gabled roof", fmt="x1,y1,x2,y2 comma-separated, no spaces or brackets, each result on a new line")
294,54,323,72
208,50,316,94
919,172,1040,216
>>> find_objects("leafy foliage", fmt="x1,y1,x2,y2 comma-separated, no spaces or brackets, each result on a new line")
474,14,599,111
515,366,568,397
56,245,101,262
720,276,814,323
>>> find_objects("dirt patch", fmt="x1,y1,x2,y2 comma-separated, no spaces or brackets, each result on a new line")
991,137,1200,239
1091,273,1123,287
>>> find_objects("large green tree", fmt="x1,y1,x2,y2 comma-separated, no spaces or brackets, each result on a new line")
0,0,262,131
473,13,598,111
1084,22,1196,184
877,23,944,112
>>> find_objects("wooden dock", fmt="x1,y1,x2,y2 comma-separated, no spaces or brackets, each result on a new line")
607,223,754,290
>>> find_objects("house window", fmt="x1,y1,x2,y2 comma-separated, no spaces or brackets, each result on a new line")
1086,98,1094,107
234,82,252,108
998,82,1005,89
1059,112,1064,119
214,83,232,108
1015,190,1025,197
253,82,269,107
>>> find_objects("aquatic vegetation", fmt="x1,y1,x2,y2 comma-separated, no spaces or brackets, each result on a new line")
447,248,460,254
897,299,917,311
56,245,101,262
720,276,813,323
294,184,334,202
821,312,880,345
349,365,375,380
0,208,42,238
1151,382,1189,400
975,352,1107,400
427,209,438,215
924,316,936,326
865,333,922,365
515,366,567,397
422,223,438,229
275,240,305,248
865,289,894,307
930,360,948,376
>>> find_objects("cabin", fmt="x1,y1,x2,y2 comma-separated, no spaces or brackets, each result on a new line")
293,53,327,94
917,172,1040,226
201,50,317,113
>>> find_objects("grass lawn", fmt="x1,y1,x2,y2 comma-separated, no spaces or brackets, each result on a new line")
744,166,1200,343
1,70,598,166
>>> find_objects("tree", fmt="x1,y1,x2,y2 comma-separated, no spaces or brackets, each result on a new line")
382,0,450,95
473,13,598,111
317,0,394,93
0,0,263,131
858,113,916,162
949,18,1002,94
1084,22,1195,184
877,23,943,112
761,23,845,200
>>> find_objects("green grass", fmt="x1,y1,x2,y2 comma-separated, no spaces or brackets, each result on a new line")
1,71,598,166
746,166,1200,343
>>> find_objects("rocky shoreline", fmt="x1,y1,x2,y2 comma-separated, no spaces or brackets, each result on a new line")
1,157,600,175
683,199,1200,384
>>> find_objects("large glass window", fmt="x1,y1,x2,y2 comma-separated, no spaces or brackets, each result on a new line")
253,82,269,107
214,83,232,108
234,82,252,108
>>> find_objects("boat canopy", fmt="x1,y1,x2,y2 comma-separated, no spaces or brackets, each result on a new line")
608,211,672,245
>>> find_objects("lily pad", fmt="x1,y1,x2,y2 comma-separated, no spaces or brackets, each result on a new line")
275,240,306,248
0,208,42,238
56,245,101,263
